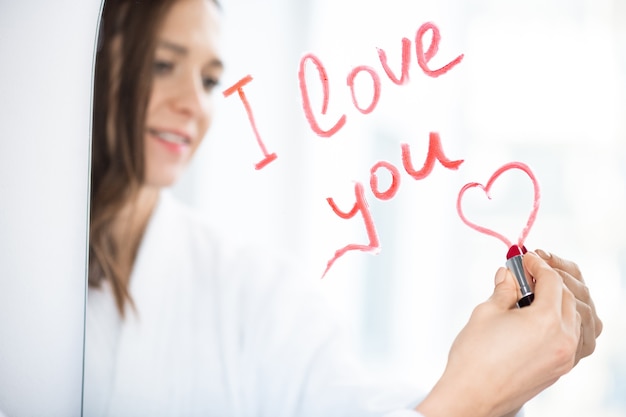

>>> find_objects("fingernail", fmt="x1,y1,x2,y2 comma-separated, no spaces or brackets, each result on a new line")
536,249,551,259
494,267,506,285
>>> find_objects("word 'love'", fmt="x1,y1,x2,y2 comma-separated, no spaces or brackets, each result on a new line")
223,21,464,167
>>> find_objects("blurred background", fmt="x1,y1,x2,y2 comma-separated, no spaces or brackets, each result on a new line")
0,0,624,415
176,0,626,415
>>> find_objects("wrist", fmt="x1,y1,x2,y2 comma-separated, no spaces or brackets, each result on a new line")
414,372,493,417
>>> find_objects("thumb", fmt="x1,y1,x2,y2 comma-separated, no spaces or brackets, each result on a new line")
488,267,519,310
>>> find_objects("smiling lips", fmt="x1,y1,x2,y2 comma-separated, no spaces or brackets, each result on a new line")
149,128,192,153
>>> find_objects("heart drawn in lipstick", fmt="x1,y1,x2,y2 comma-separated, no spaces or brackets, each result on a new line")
456,162,541,248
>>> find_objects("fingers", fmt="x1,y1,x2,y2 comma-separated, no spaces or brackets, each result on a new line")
488,267,519,310
557,270,590,303
523,252,580,374
524,252,580,345
560,279,581,340
557,265,598,360
537,249,603,339
558,271,603,337
536,249,585,284
575,299,597,362
535,249,600,364
523,252,563,311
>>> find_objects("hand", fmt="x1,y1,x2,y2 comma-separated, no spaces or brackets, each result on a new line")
535,249,602,365
415,252,581,417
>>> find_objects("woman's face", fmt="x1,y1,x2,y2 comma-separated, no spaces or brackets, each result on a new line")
144,0,223,188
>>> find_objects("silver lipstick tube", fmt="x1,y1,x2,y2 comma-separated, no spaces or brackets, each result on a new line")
506,254,534,307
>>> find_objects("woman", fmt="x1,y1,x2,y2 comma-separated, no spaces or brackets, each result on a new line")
85,0,602,416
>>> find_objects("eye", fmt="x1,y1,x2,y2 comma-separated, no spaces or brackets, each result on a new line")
153,60,174,75
202,76,220,92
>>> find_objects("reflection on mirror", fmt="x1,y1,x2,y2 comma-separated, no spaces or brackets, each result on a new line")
83,0,623,416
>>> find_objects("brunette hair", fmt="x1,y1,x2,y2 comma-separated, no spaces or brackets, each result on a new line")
89,0,177,316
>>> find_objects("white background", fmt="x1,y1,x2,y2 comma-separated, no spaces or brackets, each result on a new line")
0,0,101,416
1,0,625,416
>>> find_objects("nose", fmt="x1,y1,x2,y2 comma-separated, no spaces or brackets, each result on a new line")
171,74,208,118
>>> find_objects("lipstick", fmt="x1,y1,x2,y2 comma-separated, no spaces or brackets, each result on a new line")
506,245,534,308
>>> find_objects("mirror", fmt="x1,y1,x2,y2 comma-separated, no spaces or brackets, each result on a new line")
0,0,624,416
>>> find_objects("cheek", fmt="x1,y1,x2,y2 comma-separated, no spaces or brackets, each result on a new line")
145,80,163,116
197,99,215,141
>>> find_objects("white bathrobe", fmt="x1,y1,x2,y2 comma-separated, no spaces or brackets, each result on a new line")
83,192,423,417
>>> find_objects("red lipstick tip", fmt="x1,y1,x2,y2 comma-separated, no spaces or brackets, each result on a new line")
507,245,528,259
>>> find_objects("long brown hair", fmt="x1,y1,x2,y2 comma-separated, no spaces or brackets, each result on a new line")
89,0,177,316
